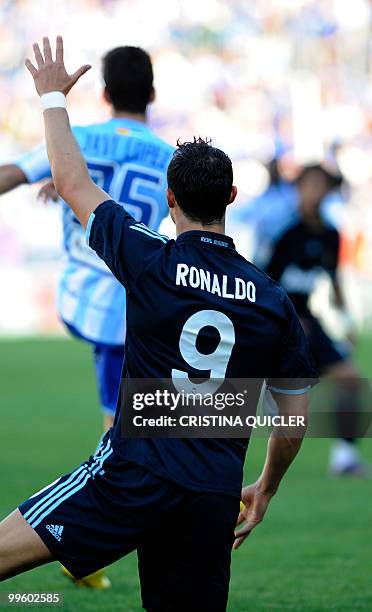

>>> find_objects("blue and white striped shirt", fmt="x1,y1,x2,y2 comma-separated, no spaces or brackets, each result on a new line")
16,118,173,345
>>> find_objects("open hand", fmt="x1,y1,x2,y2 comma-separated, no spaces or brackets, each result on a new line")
233,482,273,550
25,36,91,97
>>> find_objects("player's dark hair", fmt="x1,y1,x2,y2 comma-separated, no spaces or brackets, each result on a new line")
167,138,233,225
103,46,154,114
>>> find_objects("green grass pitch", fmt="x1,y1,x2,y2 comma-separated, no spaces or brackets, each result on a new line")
0,337,372,611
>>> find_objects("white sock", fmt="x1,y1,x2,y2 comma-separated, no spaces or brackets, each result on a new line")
329,439,361,473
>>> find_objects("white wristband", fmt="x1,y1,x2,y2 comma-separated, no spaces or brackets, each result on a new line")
41,91,66,111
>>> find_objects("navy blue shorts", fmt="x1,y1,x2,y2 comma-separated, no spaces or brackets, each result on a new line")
302,316,350,374
64,322,124,416
19,434,239,611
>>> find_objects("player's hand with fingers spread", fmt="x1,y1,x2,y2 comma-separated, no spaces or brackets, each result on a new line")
25,36,91,97
233,482,273,550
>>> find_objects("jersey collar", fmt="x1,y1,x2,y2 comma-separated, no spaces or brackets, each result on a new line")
109,117,151,133
176,230,235,250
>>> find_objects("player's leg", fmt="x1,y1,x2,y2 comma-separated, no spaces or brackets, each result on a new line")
138,491,240,612
16,439,145,583
0,509,53,580
324,359,371,475
305,317,370,475
93,344,124,432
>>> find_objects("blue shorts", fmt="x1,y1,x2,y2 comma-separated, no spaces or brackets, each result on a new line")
93,344,124,416
64,323,124,416
303,316,350,374
19,434,238,612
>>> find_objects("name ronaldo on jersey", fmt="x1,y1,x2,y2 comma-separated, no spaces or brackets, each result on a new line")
175,263,256,302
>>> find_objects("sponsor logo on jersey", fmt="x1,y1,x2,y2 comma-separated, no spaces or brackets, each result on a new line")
116,128,130,135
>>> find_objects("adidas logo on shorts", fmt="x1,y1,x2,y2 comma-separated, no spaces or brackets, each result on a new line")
46,524,64,541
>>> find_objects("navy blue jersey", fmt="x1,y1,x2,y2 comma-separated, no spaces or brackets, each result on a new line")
264,220,340,318
87,201,316,496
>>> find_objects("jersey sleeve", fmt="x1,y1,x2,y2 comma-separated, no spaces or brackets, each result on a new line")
15,127,82,184
86,199,169,290
15,143,51,184
266,289,318,394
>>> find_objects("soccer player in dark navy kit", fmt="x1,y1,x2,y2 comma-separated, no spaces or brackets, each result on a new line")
0,39,316,611
263,166,369,475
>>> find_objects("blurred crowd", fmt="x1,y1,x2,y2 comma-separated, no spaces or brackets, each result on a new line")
1,0,372,334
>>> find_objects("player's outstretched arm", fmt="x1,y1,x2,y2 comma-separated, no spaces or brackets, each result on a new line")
234,391,308,549
25,36,106,227
0,165,28,195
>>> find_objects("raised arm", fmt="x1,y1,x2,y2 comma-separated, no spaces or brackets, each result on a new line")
25,36,107,227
